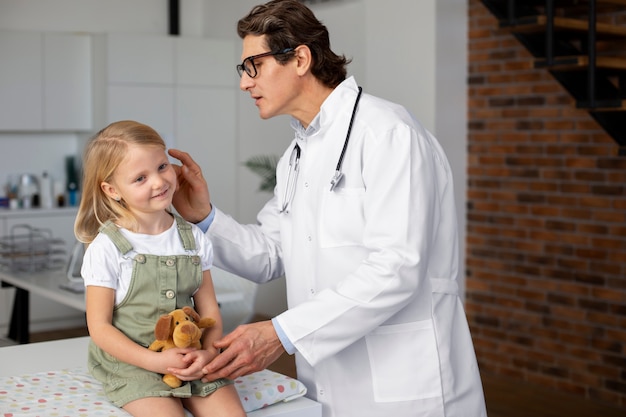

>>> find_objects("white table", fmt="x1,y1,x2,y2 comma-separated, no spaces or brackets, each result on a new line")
0,267,244,344
0,337,322,417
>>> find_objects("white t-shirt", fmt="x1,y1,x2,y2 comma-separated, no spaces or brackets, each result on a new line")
81,219,213,305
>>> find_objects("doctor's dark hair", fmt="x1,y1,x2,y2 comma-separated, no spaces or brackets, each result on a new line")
74,120,168,244
237,0,350,88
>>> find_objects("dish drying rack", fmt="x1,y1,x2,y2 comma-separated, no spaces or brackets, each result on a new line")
0,224,66,272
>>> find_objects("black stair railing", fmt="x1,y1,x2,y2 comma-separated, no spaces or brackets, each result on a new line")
481,0,626,154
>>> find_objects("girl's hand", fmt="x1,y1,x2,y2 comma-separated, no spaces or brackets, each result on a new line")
149,347,197,375
167,348,218,381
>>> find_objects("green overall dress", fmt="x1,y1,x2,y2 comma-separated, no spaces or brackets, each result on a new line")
87,214,230,407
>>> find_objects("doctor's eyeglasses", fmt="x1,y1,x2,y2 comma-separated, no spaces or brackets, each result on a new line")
236,48,294,78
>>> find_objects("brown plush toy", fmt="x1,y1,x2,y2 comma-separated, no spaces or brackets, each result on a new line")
148,306,216,388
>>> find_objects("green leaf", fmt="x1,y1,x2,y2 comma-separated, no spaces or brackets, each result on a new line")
243,154,279,192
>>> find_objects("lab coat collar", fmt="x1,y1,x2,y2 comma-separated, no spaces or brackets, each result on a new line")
289,76,360,140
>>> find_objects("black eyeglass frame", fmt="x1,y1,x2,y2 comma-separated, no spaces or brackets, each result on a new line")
236,48,295,78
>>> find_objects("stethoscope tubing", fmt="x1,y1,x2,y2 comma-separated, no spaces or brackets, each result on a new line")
280,86,363,212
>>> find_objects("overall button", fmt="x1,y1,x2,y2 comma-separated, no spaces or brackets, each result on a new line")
166,258,176,267
191,256,201,265
134,254,146,264
165,290,175,299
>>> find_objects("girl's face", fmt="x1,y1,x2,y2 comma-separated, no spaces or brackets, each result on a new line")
101,144,176,216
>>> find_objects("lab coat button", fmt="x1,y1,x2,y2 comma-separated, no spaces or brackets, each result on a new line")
310,288,315,294
307,236,312,241
319,389,324,396
304,182,309,188
165,290,175,299
166,258,176,267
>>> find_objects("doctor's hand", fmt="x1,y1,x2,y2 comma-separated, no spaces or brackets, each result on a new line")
201,320,285,382
167,348,218,382
168,148,213,224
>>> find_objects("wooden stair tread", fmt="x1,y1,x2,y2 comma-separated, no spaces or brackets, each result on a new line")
500,15,626,38
550,0,626,5
581,99,626,111
598,0,626,5
535,55,626,70
491,0,626,14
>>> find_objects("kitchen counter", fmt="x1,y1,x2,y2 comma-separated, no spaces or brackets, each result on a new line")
1,265,245,344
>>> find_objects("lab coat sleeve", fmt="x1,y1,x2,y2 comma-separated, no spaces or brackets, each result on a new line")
206,199,285,284
276,121,455,367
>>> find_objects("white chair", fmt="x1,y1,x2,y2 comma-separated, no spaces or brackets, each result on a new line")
211,267,258,333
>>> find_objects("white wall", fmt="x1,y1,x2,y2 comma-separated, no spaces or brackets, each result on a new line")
0,0,468,319
0,0,205,36
436,0,468,297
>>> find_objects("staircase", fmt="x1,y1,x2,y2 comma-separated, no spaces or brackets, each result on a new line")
480,0,626,154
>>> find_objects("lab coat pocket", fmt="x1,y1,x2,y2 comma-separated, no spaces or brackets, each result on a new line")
365,320,442,402
319,187,365,248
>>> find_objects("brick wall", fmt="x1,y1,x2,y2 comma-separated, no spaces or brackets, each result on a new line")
467,0,626,408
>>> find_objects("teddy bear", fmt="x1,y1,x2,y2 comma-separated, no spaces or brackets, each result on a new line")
148,306,216,388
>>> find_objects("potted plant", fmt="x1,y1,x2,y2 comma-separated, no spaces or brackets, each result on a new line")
244,154,279,192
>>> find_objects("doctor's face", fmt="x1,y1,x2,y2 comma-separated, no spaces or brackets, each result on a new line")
239,35,300,120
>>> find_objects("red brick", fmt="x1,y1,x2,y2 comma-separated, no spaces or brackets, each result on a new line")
467,0,626,408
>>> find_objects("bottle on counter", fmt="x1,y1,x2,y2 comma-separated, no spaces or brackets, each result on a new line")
54,180,66,207
40,171,54,209
66,156,80,207
6,175,19,209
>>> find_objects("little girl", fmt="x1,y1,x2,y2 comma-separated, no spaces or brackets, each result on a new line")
74,120,245,417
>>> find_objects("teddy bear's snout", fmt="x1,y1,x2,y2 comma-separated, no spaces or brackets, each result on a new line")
179,323,195,335
172,322,201,347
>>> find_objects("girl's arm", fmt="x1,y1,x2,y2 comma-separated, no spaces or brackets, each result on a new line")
168,269,223,380
86,286,192,374
193,269,223,355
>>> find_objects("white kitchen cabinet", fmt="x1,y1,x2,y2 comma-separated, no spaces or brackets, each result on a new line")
0,208,84,334
0,31,92,132
106,34,174,85
0,32,43,130
94,34,239,214
176,87,237,214
43,33,92,131
176,37,238,87
106,85,176,144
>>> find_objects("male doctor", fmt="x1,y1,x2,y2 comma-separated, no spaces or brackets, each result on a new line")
168,1,487,416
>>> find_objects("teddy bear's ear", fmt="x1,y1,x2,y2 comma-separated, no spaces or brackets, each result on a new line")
197,317,216,329
154,314,173,340
182,306,200,323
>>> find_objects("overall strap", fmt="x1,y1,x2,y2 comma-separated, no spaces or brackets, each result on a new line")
173,214,197,251
99,220,134,255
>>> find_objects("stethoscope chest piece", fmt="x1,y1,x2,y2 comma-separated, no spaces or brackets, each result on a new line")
329,170,344,191
329,86,362,192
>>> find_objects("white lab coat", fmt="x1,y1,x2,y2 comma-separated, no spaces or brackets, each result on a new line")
207,77,487,417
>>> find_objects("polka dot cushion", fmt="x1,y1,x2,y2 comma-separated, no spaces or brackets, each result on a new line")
0,368,307,415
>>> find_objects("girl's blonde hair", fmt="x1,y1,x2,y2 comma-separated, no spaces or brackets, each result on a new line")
74,120,167,243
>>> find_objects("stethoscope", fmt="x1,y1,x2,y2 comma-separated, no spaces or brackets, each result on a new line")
280,86,362,214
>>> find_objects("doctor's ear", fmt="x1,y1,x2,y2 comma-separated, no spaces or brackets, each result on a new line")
294,45,312,76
